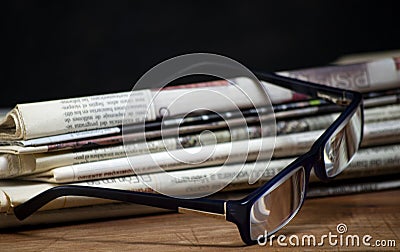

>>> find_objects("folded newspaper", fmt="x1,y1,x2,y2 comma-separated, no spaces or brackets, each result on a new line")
0,78,289,140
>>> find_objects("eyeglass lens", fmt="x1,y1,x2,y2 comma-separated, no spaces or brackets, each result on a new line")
324,106,363,177
249,166,305,240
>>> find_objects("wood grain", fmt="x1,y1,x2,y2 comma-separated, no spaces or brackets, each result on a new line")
1,189,399,251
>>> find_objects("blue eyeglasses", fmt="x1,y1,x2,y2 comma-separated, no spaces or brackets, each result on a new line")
14,72,363,245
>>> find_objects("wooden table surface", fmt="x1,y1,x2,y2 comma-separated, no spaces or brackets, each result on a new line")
1,189,399,251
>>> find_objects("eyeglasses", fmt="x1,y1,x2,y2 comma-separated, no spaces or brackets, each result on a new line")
13,72,363,245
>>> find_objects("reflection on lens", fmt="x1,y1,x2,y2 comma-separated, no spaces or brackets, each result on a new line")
324,106,362,177
250,167,305,240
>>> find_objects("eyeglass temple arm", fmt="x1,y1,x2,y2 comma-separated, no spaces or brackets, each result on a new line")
13,185,226,221
254,72,359,104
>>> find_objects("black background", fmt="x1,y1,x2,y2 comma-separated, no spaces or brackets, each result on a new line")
2,0,399,107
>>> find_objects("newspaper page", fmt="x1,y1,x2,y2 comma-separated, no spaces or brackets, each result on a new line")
0,162,278,213
0,126,262,178
0,113,399,179
307,177,400,198
5,92,395,149
0,78,271,141
21,118,400,183
0,100,398,156
279,57,400,93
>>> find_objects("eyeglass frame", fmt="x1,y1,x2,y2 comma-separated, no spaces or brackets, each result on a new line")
13,71,364,246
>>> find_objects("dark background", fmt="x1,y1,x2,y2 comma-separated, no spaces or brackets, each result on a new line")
2,0,399,107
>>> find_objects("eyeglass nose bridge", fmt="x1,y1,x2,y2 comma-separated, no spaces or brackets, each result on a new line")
307,147,330,182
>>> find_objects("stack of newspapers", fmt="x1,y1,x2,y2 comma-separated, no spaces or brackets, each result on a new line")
0,54,399,227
